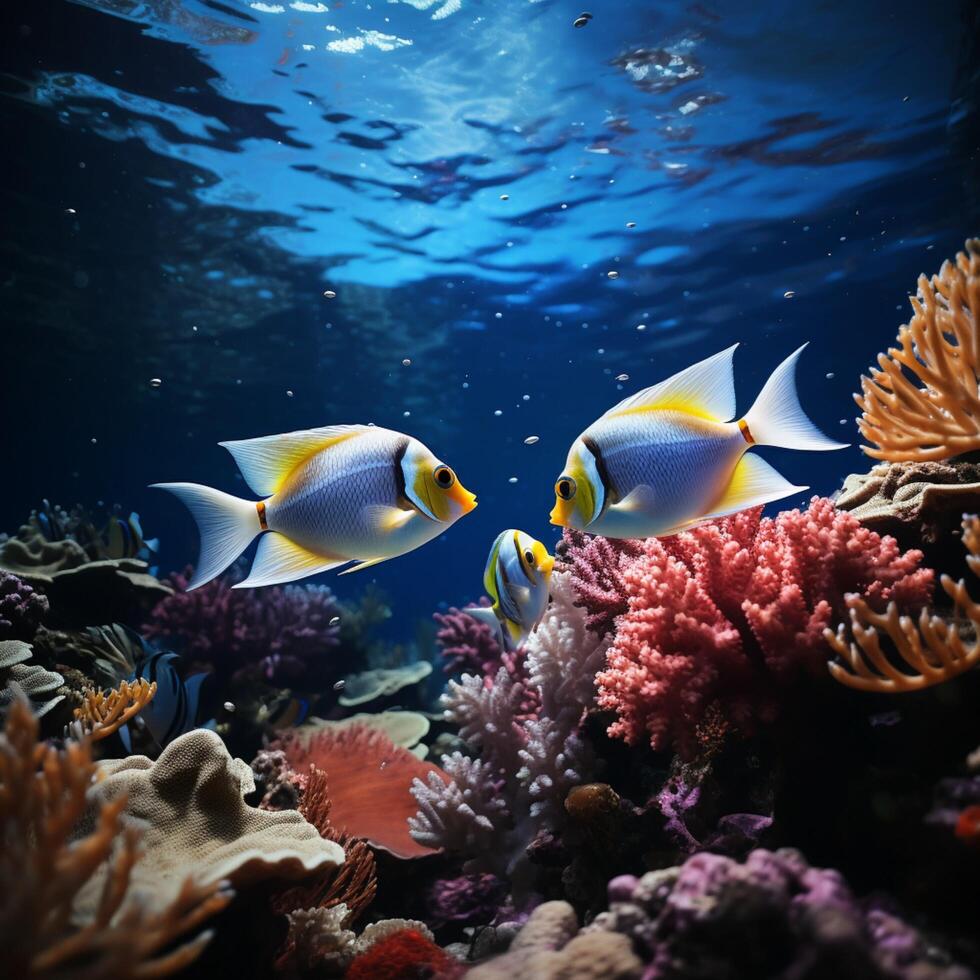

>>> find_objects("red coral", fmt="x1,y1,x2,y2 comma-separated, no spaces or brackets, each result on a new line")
275,725,448,859
346,929,462,980
596,498,934,757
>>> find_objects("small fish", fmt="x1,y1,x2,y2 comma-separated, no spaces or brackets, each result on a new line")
466,529,555,650
259,695,311,731
550,344,847,538
119,648,209,752
154,424,477,590
102,511,159,560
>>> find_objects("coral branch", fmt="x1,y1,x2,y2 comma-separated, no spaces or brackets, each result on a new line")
856,238,980,462
828,515,980,692
73,678,157,741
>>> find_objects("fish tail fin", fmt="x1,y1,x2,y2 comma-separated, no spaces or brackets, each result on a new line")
742,344,849,451
151,482,259,590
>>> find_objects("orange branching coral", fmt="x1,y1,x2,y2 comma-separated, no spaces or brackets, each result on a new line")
0,696,232,978
73,678,157,741
827,515,980,692
855,238,980,462
273,766,378,926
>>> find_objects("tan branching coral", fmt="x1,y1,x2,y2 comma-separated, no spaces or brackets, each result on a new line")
73,678,157,741
855,238,980,462
827,516,980,691
0,696,232,978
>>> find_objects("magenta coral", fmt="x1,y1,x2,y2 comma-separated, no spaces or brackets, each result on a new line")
596,498,934,757
0,571,48,641
433,603,504,676
141,566,340,677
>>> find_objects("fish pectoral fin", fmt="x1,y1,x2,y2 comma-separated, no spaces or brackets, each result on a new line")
365,504,417,533
220,424,373,497
235,532,348,588
609,483,657,514
338,556,390,576
602,344,739,422
701,453,807,521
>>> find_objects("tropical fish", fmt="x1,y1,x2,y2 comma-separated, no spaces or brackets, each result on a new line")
102,510,160,560
153,424,477,590
466,529,555,650
118,647,210,751
550,344,847,538
258,694,311,731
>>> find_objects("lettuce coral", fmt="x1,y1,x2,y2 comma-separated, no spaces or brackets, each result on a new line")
594,498,933,756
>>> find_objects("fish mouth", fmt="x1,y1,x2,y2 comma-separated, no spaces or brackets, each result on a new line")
540,554,556,575
549,506,567,527
457,488,478,515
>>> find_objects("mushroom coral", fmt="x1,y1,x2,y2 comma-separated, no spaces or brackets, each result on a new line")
0,697,231,978
828,514,980,692
856,238,980,462
277,724,448,859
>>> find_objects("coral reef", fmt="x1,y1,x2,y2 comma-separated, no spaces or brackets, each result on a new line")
0,639,65,719
856,238,980,462
828,515,980,691
595,498,933,755
0,571,48,641
296,710,431,756
338,661,433,707
427,873,507,927
73,728,344,916
72,677,157,741
142,567,340,679
346,927,463,980
434,602,505,675
410,572,608,871
278,724,447,858
0,697,232,977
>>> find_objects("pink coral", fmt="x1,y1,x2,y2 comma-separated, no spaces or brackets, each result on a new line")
433,602,504,675
596,498,934,757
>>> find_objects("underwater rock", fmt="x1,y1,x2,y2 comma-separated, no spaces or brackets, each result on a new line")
578,848,975,980
72,728,344,919
278,723,448,859
337,661,432,707
252,747,306,811
0,570,49,641
0,639,65,719
856,238,980,463
836,460,980,568
595,498,933,756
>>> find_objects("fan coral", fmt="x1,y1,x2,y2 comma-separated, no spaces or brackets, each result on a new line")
582,849,973,979
0,571,48,641
595,498,933,756
558,530,643,637
73,678,157,741
0,696,232,978
278,724,448,859
856,238,980,462
828,514,980,692
345,928,463,980
410,573,609,869
142,567,340,677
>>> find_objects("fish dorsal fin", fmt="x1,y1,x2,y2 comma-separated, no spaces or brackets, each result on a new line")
603,344,739,422
338,556,390,576
235,532,349,588
220,425,372,497
702,453,807,521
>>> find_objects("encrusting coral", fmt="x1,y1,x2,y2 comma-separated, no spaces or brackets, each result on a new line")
72,678,157,741
591,497,933,756
277,723,448,859
828,514,980,692
855,238,980,462
0,696,232,978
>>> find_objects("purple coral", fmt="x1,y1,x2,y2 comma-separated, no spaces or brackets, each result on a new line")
592,848,973,979
427,873,507,927
0,571,48,641
434,602,505,676
141,567,340,678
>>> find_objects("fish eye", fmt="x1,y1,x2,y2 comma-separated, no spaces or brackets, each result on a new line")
524,549,535,566
555,476,577,500
433,464,456,489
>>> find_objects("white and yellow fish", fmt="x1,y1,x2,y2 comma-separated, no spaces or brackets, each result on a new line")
466,529,555,650
154,424,477,590
550,344,847,538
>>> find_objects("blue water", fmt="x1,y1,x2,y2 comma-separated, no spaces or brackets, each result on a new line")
2,0,978,624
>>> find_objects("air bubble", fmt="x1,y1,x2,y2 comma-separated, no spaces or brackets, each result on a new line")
607,270,619,280
783,290,795,299
149,378,162,388
616,373,629,382
323,289,337,299
524,435,540,445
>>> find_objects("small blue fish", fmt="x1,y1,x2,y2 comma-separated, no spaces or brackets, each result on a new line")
550,344,847,538
119,649,209,752
466,529,555,650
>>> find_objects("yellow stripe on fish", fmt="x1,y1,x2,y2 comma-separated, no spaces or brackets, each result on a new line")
152,424,477,590
550,344,847,539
